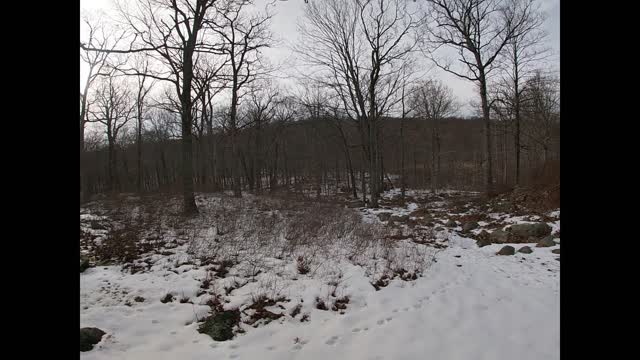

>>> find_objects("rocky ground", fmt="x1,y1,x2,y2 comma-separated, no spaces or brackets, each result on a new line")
80,188,559,359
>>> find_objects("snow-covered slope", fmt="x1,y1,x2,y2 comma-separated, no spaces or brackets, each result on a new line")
81,238,559,360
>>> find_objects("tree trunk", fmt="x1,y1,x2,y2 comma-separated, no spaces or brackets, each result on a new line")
180,48,198,215
400,114,406,199
479,75,494,196
230,78,242,197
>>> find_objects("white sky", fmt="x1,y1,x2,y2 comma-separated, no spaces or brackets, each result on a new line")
80,0,559,117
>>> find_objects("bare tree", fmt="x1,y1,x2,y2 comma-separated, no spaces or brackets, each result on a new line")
298,0,421,207
410,79,456,194
84,0,230,214
521,70,558,166
492,0,547,186
80,15,126,201
424,0,536,196
211,0,274,197
89,76,135,192
131,56,156,193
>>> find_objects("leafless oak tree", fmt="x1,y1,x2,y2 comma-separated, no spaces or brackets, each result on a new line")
424,0,536,196
410,79,456,194
297,0,421,207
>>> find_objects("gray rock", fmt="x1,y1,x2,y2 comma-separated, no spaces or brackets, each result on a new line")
445,220,457,227
391,214,409,222
551,248,560,254
509,223,552,240
489,229,510,244
536,236,556,247
476,238,492,248
493,201,515,213
377,212,392,221
80,256,91,273
497,245,515,255
80,327,106,352
419,216,434,226
462,222,479,233
434,227,444,232
517,246,533,254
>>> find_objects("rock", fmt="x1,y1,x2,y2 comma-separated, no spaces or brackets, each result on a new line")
476,238,492,248
555,257,560,261
418,216,434,226
462,222,479,233
160,294,174,303
434,227,444,232
80,257,91,273
377,212,392,221
517,246,533,254
197,310,241,341
551,248,560,254
391,214,409,222
509,223,552,240
536,236,556,247
489,229,510,244
493,201,515,213
496,245,515,255
445,220,457,227
346,201,361,208
80,327,105,352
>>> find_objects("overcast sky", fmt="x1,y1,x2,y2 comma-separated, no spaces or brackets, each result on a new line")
80,0,559,116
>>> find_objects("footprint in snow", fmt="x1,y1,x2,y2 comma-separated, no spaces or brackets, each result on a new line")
413,303,422,309
266,346,275,351
403,307,409,312
376,319,385,325
210,343,218,349
151,320,159,324
392,309,398,313
292,344,303,351
229,344,238,349
229,354,239,359
352,327,361,332
170,331,177,335
325,336,339,345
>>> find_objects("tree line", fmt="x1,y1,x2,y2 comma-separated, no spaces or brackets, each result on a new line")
80,0,559,213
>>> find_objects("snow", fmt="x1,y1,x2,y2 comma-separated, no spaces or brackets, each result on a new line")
81,242,558,360
81,190,559,360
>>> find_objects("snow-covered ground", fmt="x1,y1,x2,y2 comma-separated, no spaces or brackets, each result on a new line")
81,190,559,360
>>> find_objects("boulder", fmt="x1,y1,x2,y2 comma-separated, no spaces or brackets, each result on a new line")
445,220,457,227
517,246,533,254
496,245,515,255
493,201,515,213
377,212,392,221
418,216,434,226
476,238,492,248
489,229,510,244
536,236,556,247
391,214,409,222
80,327,105,352
80,256,91,273
509,223,552,240
462,222,479,233
551,248,560,254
